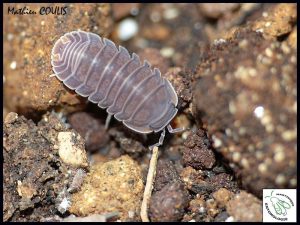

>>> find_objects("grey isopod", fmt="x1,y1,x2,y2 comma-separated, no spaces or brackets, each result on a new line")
51,30,183,149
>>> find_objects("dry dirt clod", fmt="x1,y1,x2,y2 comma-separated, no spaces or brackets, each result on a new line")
212,188,234,208
180,166,207,194
182,129,216,170
251,3,297,38
192,26,296,197
57,132,89,168
4,112,18,124
70,155,144,221
163,67,193,109
153,159,180,192
3,112,75,221
149,181,189,222
3,3,113,116
188,194,206,214
226,191,262,222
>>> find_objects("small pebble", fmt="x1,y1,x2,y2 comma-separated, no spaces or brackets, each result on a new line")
154,159,180,192
163,8,179,20
10,61,16,70
118,18,138,41
57,132,88,168
254,106,264,118
225,216,235,222
226,191,262,222
183,129,216,170
7,33,13,41
149,181,189,222
212,188,233,208
160,47,175,58
4,112,19,124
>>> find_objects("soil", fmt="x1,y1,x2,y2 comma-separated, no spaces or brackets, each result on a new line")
3,3,297,222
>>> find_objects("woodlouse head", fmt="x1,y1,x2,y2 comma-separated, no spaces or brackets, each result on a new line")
51,35,71,64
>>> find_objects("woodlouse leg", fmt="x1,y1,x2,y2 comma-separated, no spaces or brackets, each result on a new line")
148,129,165,150
105,114,112,130
167,124,185,134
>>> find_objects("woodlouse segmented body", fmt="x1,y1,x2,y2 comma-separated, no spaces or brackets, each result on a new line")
51,31,178,136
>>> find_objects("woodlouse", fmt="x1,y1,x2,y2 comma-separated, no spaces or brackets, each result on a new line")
67,168,86,193
51,30,183,149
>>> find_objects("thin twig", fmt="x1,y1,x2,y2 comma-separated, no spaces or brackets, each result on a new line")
140,146,159,222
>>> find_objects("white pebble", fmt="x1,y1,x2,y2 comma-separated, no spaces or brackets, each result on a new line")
256,28,264,33
254,106,264,118
225,216,235,222
213,39,226,45
160,47,174,58
118,18,138,41
57,132,88,167
58,197,71,214
163,8,179,20
265,21,271,27
199,206,206,213
128,211,135,219
232,152,241,162
262,12,268,17
290,178,297,186
275,174,286,185
7,33,14,41
212,135,222,148
10,61,17,70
